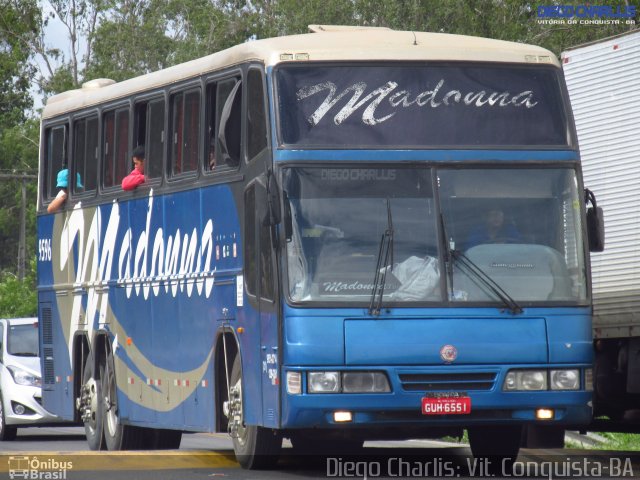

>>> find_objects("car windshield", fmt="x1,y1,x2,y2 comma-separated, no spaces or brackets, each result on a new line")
283,166,588,306
284,167,441,304
8,323,39,356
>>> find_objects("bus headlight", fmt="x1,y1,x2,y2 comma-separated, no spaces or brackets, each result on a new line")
342,372,390,393
550,369,579,390
503,370,547,391
308,372,340,393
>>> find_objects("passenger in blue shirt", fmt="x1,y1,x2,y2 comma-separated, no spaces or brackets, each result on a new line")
466,208,520,249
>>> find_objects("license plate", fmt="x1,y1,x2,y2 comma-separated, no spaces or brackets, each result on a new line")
421,396,471,415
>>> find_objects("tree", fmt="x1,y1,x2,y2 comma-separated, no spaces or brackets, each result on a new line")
0,1,39,311
0,0,38,127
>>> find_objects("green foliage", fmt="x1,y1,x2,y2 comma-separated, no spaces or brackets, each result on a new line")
0,259,37,318
0,0,39,127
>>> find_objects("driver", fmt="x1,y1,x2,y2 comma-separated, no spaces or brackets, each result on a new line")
466,208,520,249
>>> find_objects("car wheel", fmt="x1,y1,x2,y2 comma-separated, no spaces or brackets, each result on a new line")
0,390,18,441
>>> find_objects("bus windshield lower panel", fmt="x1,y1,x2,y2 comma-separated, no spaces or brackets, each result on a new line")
283,166,587,306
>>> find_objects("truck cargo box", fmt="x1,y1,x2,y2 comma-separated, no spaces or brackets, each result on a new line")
563,31,640,340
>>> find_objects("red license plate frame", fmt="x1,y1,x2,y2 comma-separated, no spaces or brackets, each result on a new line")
421,395,471,415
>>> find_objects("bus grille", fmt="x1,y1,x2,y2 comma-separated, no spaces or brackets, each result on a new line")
398,372,497,391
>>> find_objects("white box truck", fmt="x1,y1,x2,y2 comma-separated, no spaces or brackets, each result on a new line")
563,29,640,429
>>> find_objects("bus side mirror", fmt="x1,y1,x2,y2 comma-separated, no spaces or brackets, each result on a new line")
587,206,605,252
585,188,604,252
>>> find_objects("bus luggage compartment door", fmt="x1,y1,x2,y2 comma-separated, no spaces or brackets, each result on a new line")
344,317,547,365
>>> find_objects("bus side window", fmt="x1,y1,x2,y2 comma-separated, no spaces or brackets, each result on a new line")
247,68,267,162
134,98,164,180
205,82,217,172
244,182,275,301
170,88,200,177
217,78,242,168
102,107,129,189
73,115,98,194
44,124,67,202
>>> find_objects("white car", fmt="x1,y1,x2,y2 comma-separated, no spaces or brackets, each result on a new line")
0,318,66,440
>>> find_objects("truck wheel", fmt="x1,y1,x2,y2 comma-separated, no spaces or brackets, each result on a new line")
228,354,281,469
102,350,140,450
468,425,522,474
82,359,105,450
0,391,17,441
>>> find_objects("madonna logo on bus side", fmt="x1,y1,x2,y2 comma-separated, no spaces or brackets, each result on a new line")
440,344,458,363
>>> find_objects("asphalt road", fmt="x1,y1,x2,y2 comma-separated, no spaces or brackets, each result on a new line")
1,428,639,480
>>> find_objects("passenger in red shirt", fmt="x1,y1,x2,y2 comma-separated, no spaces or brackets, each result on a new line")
122,146,146,191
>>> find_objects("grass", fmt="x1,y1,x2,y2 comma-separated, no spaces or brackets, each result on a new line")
589,432,640,451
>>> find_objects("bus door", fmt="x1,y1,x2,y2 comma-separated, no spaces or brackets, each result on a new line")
244,177,280,428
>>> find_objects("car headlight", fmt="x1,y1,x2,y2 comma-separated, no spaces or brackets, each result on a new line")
308,372,340,393
503,370,547,391
550,369,580,390
343,372,390,393
7,366,42,387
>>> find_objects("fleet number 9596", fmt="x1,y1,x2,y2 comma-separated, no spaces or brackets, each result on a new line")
39,238,52,261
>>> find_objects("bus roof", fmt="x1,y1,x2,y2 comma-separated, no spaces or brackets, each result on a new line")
42,26,559,120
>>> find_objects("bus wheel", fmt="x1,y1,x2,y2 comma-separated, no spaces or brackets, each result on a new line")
522,425,565,448
290,433,363,455
102,351,139,450
81,359,105,450
0,391,18,441
468,425,522,474
151,429,183,449
228,355,281,469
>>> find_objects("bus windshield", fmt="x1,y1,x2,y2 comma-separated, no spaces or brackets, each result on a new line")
283,166,587,306
276,63,570,148
284,167,442,304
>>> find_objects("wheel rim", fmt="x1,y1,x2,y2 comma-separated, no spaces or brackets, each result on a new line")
85,378,99,433
229,377,247,446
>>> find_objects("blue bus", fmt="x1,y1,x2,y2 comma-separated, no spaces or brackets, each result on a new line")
37,26,602,468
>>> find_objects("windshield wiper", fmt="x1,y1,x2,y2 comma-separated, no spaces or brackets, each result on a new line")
451,250,523,315
10,352,38,357
369,198,394,316
439,214,522,315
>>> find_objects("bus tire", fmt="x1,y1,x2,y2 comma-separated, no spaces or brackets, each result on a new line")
102,350,139,450
0,390,18,441
229,354,281,469
522,425,565,449
290,433,363,455
151,428,183,449
468,425,522,474
82,359,105,450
